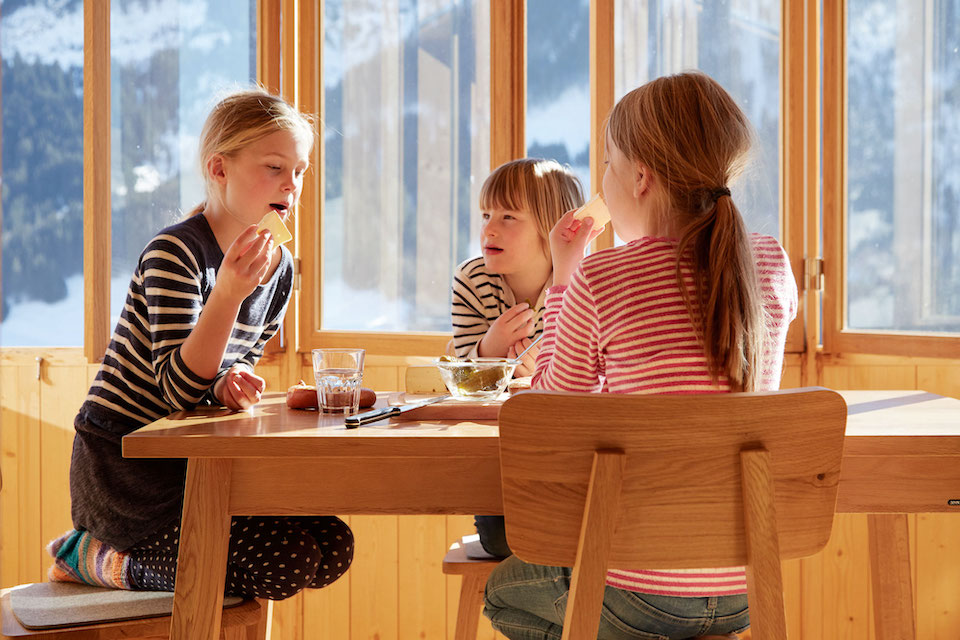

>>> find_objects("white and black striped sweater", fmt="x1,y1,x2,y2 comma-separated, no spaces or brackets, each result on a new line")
450,256,549,358
72,213,292,549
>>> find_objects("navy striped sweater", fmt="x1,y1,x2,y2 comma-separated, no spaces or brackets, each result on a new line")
71,213,292,549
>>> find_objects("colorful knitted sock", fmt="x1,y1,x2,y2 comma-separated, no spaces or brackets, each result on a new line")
47,529,133,589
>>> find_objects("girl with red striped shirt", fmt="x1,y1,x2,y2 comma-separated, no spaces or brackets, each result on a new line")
483,72,798,639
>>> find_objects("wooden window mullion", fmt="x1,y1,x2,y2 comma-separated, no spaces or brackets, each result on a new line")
83,1,111,363
490,0,525,168
590,0,615,252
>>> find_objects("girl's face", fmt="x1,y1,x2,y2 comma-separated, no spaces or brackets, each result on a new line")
217,128,311,228
480,207,550,277
602,132,644,241
602,131,673,242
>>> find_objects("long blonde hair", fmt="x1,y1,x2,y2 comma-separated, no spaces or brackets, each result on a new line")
479,158,584,253
187,88,315,217
607,72,766,392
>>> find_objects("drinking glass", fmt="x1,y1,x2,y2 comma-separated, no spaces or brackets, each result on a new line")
311,349,365,414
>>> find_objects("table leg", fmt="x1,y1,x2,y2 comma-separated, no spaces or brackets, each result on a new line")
867,513,915,640
171,458,233,640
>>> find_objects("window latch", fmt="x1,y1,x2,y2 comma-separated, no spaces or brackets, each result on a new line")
804,257,824,292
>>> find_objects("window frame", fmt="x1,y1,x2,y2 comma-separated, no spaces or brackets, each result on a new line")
821,0,960,358
71,0,958,363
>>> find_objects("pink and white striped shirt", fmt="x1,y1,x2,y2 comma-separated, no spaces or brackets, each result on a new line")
532,233,798,597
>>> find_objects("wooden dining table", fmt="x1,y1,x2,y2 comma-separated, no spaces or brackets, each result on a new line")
122,389,960,640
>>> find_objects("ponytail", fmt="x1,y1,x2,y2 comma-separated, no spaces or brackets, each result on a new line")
185,202,205,218
676,192,767,391
609,72,767,392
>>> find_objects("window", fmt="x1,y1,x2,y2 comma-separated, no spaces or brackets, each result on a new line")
110,0,257,326
526,0,590,193
321,0,490,331
320,0,491,334
613,0,781,239
845,0,959,333
0,0,84,346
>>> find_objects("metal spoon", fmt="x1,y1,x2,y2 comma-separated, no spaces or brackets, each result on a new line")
508,333,545,364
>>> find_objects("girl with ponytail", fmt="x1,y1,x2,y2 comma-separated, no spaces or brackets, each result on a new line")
483,72,798,639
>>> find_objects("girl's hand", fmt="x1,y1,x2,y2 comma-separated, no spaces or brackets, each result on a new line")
216,225,274,303
507,336,540,377
549,210,606,286
477,303,535,357
214,366,266,410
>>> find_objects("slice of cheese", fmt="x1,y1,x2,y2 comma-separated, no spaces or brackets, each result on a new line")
256,210,293,245
572,194,611,228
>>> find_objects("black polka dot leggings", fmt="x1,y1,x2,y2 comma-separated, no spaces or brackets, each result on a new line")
126,516,353,600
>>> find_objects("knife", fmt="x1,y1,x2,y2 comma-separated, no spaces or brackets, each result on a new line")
344,395,450,428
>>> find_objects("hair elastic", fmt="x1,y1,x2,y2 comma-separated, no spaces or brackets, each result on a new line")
712,187,731,201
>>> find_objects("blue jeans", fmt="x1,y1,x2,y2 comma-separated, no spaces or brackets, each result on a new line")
483,556,750,640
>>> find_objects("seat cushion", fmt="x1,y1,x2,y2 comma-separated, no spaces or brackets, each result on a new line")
8,582,242,630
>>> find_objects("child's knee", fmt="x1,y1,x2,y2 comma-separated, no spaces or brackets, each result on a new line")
309,518,353,588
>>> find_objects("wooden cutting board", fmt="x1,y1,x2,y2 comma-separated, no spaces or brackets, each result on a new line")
390,396,504,421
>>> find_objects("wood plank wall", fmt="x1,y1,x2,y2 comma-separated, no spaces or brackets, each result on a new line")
1,349,958,638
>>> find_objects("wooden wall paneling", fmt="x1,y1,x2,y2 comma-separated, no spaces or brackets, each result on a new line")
780,364,802,390
269,591,303,640
916,365,960,399
83,1,111,363
781,558,802,638
818,514,872,640
798,550,824,638
258,362,284,395
302,515,352,639
38,356,95,578
350,515,399,640
313,332,453,358
363,366,401,393
821,365,917,391
915,513,960,640
0,359,41,585
398,516,447,639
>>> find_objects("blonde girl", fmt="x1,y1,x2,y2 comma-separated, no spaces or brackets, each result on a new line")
451,158,585,377
450,158,585,559
483,73,798,638
60,89,354,600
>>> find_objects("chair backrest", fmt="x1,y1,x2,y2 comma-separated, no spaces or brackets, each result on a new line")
498,387,847,570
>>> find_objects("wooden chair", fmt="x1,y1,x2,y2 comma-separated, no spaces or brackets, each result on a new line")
497,387,847,640
442,535,502,640
0,471,270,640
0,585,267,639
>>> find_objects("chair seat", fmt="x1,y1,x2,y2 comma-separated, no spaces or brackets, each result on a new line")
1,583,257,638
442,535,503,640
442,534,501,577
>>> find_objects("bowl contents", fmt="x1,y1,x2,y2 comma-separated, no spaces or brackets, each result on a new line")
436,356,518,400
